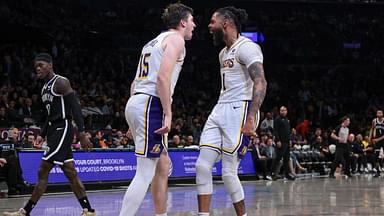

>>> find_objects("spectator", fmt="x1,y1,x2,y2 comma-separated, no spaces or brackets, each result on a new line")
184,135,198,149
250,136,273,180
260,112,274,133
171,135,183,148
0,107,9,127
22,131,35,148
0,152,28,196
19,98,36,125
7,127,22,148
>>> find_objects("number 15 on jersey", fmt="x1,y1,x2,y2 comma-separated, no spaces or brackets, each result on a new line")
138,53,151,79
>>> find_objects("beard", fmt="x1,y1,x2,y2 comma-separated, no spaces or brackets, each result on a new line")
212,29,224,46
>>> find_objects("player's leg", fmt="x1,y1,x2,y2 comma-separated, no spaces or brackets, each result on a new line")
120,94,163,216
120,157,159,216
222,154,246,216
196,105,222,216
151,152,171,216
196,148,220,215
3,160,55,216
374,143,382,177
61,161,95,214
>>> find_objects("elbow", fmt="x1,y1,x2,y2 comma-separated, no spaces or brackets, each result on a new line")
262,78,267,91
157,74,167,87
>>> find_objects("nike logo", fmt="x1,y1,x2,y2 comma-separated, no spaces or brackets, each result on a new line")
56,128,64,131
233,106,241,109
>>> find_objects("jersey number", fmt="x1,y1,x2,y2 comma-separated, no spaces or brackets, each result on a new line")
138,53,151,79
222,73,226,91
46,104,50,116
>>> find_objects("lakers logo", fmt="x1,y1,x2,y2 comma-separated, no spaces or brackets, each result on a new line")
222,58,234,68
240,146,248,156
150,144,161,154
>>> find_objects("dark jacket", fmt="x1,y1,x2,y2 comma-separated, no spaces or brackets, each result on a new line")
273,116,291,143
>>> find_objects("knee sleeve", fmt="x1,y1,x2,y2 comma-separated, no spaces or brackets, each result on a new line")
222,155,244,203
196,149,218,195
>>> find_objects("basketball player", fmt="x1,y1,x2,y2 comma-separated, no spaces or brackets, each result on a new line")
119,3,195,216
196,6,267,216
329,116,351,178
3,53,95,216
369,110,384,177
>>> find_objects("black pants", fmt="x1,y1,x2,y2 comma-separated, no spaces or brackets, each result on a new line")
255,158,273,177
0,154,24,190
272,142,290,176
330,144,350,175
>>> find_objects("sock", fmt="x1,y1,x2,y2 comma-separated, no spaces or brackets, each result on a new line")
78,196,94,212
23,200,36,214
155,213,167,216
198,213,209,216
243,214,247,216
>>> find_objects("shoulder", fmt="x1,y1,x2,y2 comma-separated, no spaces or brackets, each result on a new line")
163,33,185,47
237,37,261,51
53,75,72,95
55,76,70,87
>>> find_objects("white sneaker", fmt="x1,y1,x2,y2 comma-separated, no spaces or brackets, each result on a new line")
3,208,27,216
81,208,96,216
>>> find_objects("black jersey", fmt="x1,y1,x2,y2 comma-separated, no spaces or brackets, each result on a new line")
373,118,384,139
41,75,71,122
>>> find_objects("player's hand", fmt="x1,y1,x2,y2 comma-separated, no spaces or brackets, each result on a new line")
79,132,92,151
241,117,257,137
372,139,377,144
155,113,172,134
0,158,7,167
126,128,132,137
34,135,44,149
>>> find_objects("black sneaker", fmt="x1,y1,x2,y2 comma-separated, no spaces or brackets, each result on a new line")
329,173,336,178
285,173,296,181
272,175,281,181
374,172,380,178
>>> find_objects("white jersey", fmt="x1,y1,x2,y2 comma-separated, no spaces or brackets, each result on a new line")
218,36,263,103
133,31,185,98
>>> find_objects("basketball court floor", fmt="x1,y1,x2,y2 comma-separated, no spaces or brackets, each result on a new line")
1,175,384,215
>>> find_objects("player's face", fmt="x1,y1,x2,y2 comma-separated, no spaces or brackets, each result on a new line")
208,12,225,46
34,60,52,80
183,14,196,41
377,111,383,118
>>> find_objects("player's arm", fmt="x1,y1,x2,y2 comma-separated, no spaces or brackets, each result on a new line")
368,120,374,142
247,62,267,122
155,34,185,134
129,80,136,97
239,42,267,136
55,77,92,150
237,42,266,136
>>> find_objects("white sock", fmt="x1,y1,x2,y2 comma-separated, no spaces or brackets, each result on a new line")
198,213,209,216
155,213,167,216
119,157,158,216
243,213,247,216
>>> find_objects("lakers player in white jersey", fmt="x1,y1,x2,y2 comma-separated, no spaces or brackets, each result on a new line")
119,3,195,216
196,6,267,216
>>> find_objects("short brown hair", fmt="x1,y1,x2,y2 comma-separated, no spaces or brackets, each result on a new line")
162,3,193,29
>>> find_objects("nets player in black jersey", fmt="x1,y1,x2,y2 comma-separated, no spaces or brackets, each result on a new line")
3,53,96,216
370,110,384,177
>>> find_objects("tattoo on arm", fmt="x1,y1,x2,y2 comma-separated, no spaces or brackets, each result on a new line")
248,62,267,117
